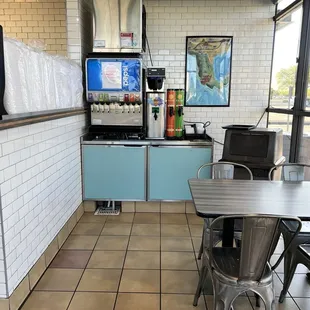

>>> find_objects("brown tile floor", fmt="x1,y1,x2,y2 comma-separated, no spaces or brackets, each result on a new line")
20,212,309,310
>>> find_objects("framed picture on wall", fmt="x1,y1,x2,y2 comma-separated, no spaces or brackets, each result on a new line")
185,36,233,107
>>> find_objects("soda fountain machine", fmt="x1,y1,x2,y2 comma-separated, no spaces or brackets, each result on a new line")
85,54,145,138
146,68,166,139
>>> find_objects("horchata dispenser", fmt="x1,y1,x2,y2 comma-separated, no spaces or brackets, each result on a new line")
146,68,166,139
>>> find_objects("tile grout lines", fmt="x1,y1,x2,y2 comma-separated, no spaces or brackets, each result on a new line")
65,215,107,310
186,214,208,310
20,213,310,310
112,214,135,310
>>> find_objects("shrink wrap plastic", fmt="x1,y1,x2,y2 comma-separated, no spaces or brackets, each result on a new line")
3,37,83,114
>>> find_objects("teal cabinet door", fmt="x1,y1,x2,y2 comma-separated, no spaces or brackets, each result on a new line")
149,146,212,200
83,145,146,200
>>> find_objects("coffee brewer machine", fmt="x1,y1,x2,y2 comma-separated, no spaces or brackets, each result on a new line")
85,54,145,137
146,68,166,139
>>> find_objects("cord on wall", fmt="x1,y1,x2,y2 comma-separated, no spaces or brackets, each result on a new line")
145,34,154,67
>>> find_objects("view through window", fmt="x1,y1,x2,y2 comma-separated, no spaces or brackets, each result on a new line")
270,6,302,112
269,4,303,161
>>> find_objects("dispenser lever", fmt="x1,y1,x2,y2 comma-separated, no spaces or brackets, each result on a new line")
178,106,183,117
154,111,158,121
169,106,174,117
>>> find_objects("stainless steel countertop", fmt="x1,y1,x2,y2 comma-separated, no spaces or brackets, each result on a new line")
81,135,213,147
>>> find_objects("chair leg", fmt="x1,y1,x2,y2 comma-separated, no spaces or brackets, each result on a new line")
198,232,203,260
193,266,208,306
283,250,294,279
279,258,298,303
212,275,239,310
254,282,276,310
255,293,261,307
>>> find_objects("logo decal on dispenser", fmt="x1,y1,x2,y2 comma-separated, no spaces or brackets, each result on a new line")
123,65,129,87
148,96,164,106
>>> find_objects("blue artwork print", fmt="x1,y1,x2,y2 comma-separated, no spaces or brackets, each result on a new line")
185,37,232,107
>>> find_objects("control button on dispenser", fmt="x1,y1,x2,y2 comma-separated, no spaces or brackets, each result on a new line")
103,93,109,102
129,94,135,102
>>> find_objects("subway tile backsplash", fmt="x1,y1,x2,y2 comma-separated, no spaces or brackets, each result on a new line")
0,0,67,56
143,0,273,161
0,114,86,297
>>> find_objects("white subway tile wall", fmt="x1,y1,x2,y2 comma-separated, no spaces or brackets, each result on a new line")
144,0,273,159
0,0,67,56
66,0,93,65
0,114,86,297
67,0,273,158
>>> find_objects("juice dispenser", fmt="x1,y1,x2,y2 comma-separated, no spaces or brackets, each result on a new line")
146,68,166,139
166,89,176,138
175,89,184,138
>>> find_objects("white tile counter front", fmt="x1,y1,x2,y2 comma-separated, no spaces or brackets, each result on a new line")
0,114,86,298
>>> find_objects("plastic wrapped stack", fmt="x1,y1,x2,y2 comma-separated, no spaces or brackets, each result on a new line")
3,37,83,114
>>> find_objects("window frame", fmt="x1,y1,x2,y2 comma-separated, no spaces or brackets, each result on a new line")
268,0,310,162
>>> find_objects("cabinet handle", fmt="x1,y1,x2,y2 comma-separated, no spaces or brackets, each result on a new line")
123,145,145,147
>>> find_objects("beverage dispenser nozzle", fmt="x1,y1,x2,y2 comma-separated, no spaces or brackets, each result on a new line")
178,106,183,117
153,111,158,121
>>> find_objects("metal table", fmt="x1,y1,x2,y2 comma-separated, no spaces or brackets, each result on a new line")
188,179,310,246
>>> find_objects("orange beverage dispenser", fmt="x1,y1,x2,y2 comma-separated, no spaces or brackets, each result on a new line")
166,89,176,138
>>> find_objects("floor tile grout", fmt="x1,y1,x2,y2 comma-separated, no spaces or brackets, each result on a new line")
112,214,135,310
65,215,107,310
21,213,310,310
186,214,208,309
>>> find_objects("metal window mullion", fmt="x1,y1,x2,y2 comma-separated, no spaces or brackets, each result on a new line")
289,0,310,162
274,0,303,21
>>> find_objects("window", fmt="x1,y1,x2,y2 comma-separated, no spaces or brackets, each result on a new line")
277,0,299,12
268,0,310,162
270,6,302,109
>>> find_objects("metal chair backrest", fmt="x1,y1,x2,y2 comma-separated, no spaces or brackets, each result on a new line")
268,163,310,181
197,161,253,180
209,214,302,281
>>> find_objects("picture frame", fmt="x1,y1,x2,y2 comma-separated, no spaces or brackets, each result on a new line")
185,36,233,107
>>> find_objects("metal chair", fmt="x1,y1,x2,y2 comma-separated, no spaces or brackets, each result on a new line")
279,244,310,302
197,162,253,260
193,214,302,310
269,163,310,303
268,163,310,181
